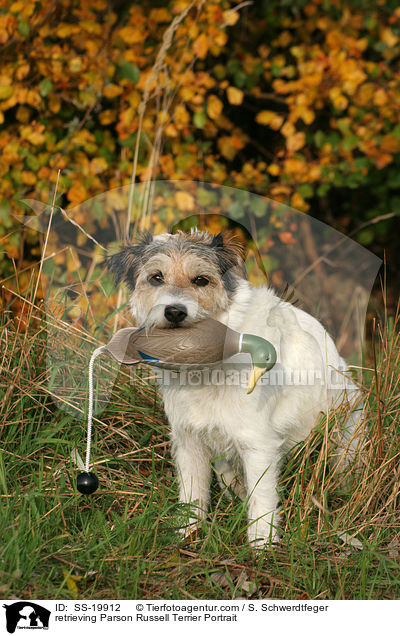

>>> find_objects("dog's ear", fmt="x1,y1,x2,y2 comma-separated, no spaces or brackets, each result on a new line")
105,232,153,290
210,232,247,282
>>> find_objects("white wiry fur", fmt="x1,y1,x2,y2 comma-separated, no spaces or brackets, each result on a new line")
114,231,364,549
159,280,363,549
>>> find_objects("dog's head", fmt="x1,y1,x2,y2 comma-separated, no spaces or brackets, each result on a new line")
106,230,246,328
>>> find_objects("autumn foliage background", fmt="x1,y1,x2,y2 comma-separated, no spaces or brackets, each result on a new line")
0,0,399,309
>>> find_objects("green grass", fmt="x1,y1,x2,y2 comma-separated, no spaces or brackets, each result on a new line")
1,293,399,600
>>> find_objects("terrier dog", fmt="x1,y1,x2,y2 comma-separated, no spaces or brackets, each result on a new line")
107,230,363,548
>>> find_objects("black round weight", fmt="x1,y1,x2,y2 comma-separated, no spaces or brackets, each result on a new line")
77,472,99,494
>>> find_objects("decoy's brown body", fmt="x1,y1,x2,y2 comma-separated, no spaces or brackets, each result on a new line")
103,317,277,394
104,318,241,368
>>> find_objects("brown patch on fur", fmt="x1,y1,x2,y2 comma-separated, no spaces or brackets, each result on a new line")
217,231,246,261
168,255,188,288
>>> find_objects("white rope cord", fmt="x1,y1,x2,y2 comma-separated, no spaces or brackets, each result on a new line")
86,345,107,473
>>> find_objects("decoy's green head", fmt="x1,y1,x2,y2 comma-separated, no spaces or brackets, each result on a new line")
239,333,277,394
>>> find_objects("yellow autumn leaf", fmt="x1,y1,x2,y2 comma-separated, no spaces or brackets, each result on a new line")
255,110,275,125
175,191,195,211
226,86,243,105
373,89,387,106
85,39,100,57
38,166,50,179
157,110,170,125
301,109,315,125
212,30,228,48
62,569,82,600
0,85,13,100
268,163,280,176
26,89,41,108
256,110,275,126
20,125,45,146
180,86,196,102
21,171,36,185
333,94,348,110
207,94,223,120
92,0,107,8
67,182,87,205
165,123,178,137
73,129,97,149
90,157,108,174
218,135,245,161
356,82,375,106
291,192,310,212
103,84,123,99
149,8,170,22
6,244,19,259
256,110,284,130
128,90,141,108
49,95,61,113
118,106,135,129
172,0,191,11
270,115,284,130
105,190,127,211
218,136,239,160
119,26,146,44
80,20,102,35
174,103,190,127
99,110,116,125
292,105,315,125
341,66,367,95
67,305,82,322
222,10,239,26
308,164,321,181
274,30,292,47
375,153,393,170
380,134,400,154
329,87,348,110
10,1,25,12
286,131,306,153
193,33,209,59
270,185,291,200
56,24,76,38
281,121,296,138
381,27,398,48
69,57,82,73
15,63,30,80
285,158,308,176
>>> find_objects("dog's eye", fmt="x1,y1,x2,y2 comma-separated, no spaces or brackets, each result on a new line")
192,275,210,287
148,272,164,286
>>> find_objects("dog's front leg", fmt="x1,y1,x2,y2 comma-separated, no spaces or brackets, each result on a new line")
171,430,211,538
241,447,280,550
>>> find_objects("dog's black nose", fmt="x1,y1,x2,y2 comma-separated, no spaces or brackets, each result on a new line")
164,304,187,325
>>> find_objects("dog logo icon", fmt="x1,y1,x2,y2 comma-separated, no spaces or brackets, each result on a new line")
3,602,50,633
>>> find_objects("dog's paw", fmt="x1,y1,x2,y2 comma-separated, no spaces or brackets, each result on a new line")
248,534,279,554
247,516,279,552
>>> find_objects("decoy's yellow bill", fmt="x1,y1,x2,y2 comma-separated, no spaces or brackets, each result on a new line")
246,365,266,394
